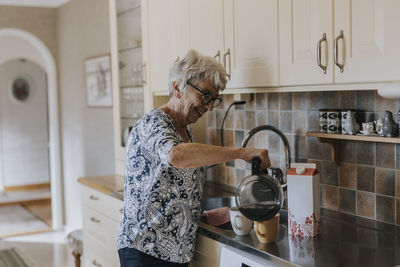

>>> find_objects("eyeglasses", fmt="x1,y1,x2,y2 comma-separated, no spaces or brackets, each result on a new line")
186,81,222,108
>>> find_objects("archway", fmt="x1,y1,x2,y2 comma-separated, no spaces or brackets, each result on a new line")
0,28,63,230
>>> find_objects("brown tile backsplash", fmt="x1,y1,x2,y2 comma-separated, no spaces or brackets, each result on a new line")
357,166,375,192
357,191,375,218
339,163,357,189
206,90,400,226
376,195,395,224
375,168,395,196
376,143,395,169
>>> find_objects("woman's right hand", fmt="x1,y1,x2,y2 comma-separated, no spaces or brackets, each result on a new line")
241,148,271,170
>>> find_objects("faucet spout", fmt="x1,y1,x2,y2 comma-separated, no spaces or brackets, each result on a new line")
241,125,291,185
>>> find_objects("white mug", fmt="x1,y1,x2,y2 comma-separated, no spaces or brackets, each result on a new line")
229,207,253,236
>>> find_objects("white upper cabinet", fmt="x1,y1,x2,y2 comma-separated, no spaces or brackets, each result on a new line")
224,0,279,88
280,0,400,86
188,0,224,62
144,0,189,94
279,0,333,86
188,0,279,89
334,0,400,83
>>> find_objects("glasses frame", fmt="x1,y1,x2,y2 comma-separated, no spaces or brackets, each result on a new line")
186,81,222,108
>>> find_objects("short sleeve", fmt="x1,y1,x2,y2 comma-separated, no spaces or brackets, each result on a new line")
148,113,182,166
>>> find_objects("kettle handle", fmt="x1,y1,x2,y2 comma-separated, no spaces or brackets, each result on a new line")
251,157,261,175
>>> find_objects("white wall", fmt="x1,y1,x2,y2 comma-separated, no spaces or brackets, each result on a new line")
57,0,115,229
0,59,50,187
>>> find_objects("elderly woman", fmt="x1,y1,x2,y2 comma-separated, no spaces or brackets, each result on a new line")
117,50,270,267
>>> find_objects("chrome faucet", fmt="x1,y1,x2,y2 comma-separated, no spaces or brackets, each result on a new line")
241,125,291,188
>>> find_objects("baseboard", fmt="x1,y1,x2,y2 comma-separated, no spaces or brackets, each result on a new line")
4,182,50,192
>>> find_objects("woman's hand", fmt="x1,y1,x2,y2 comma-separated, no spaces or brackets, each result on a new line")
241,148,271,170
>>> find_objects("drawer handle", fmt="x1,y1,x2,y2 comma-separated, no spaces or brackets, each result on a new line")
119,208,123,214
89,195,99,200
92,259,102,267
90,217,100,223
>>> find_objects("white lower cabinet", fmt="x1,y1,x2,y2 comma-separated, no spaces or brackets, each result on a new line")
81,185,123,267
190,235,223,267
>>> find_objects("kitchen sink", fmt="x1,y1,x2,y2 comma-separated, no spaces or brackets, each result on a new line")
200,196,288,225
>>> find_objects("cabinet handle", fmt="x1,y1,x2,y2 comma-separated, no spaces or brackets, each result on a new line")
223,48,231,80
142,63,147,85
92,259,102,266
90,217,100,223
317,33,327,74
334,30,344,73
89,195,99,200
175,56,180,62
214,50,221,63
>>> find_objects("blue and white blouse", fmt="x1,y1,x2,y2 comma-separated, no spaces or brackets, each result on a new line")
117,108,206,263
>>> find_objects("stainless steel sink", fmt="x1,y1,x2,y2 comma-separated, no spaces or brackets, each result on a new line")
201,196,236,211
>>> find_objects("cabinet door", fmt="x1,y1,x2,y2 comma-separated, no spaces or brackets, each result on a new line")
188,0,224,63
279,0,333,86
224,0,279,88
146,0,189,94
334,0,400,83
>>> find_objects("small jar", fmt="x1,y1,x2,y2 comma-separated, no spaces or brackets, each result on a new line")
327,109,341,134
319,109,328,132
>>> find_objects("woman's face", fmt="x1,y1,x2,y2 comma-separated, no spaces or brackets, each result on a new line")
180,81,219,125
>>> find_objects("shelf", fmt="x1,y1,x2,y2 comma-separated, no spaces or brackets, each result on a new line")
117,5,140,16
118,45,142,53
306,131,400,164
306,131,400,144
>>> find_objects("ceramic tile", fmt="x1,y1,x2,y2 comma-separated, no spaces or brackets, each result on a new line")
235,169,245,185
357,142,375,166
307,111,320,132
339,163,357,189
339,188,356,214
396,171,400,197
292,135,307,159
357,191,375,218
255,93,268,110
397,198,400,225
340,140,357,164
307,136,322,159
279,92,292,110
376,143,395,169
268,111,279,128
293,111,307,134
234,130,244,148
396,144,400,170
207,111,216,128
223,110,234,129
280,111,292,133
308,92,322,111
245,111,255,130
234,110,245,130
376,91,396,113
207,128,217,146
357,90,376,112
357,166,375,193
356,111,376,124
375,168,395,196
245,93,255,110
223,129,235,148
222,94,234,109
376,195,395,224
322,143,332,161
339,91,356,110
254,131,267,149
267,132,281,153
255,111,267,126
268,93,279,110
224,166,236,186
321,184,339,210
292,92,309,111
307,159,322,176
322,161,339,186
321,91,339,109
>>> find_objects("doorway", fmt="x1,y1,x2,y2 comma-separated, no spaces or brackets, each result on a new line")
0,58,52,237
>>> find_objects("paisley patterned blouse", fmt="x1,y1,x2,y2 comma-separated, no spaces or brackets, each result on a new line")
117,108,206,263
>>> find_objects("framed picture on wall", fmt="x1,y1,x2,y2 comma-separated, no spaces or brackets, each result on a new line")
84,54,112,107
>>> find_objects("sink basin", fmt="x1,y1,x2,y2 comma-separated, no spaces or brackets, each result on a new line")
201,196,237,211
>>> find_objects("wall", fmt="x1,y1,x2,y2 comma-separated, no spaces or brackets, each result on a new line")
57,0,115,229
206,91,400,226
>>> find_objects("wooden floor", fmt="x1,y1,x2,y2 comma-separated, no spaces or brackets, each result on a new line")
23,199,52,227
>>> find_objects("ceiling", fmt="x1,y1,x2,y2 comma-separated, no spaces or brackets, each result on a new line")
0,0,70,7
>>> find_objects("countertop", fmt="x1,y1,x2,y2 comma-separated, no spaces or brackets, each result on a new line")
78,175,400,267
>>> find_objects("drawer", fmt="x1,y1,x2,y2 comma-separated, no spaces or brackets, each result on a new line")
83,245,116,267
81,185,124,222
83,206,120,248
195,235,222,260
84,232,120,267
